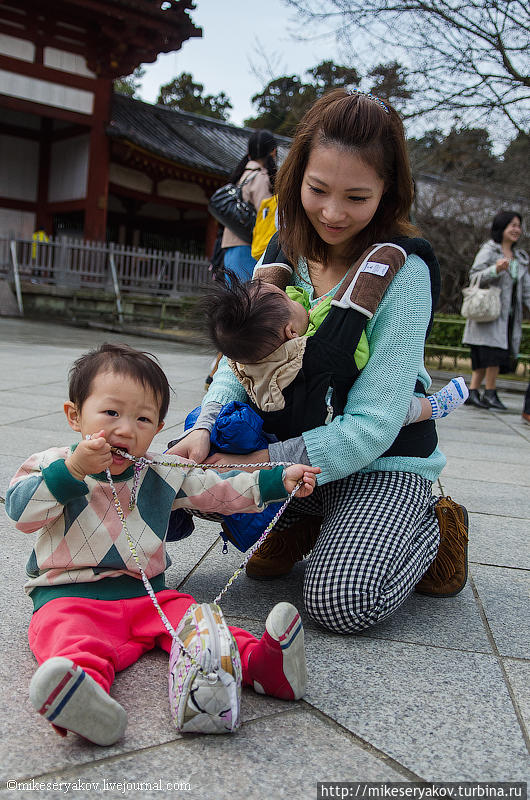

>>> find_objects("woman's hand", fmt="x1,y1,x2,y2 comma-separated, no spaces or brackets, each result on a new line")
205,449,270,472
283,465,321,497
166,429,211,463
496,257,509,273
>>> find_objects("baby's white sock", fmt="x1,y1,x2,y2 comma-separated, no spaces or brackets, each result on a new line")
428,377,469,419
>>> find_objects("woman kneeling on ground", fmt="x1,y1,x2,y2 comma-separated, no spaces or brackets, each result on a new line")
168,89,468,634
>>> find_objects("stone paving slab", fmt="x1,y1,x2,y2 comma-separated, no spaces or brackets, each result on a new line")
304,634,529,782
0,711,406,800
0,424,72,461
439,476,530,518
503,659,530,732
468,513,530,569
1,318,528,794
0,391,63,414
440,455,530,486
470,566,530,659
439,439,530,466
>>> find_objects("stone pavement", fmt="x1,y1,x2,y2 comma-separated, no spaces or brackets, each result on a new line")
0,317,528,800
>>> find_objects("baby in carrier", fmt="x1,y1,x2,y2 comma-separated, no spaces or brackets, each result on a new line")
203,272,468,429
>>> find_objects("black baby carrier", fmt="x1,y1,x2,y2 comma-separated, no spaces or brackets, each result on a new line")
247,233,441,459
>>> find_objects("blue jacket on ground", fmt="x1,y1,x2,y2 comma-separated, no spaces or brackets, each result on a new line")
166,402,280,551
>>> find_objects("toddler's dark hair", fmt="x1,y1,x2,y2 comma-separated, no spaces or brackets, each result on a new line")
69,343,170,422
202,273,291,363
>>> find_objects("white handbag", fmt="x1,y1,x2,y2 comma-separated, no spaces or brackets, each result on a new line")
169,602,241,734
461,274,501,322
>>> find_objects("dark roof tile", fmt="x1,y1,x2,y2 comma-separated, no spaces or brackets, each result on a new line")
108,94,291,177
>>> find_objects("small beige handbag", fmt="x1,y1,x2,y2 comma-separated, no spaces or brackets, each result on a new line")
461,274,501,322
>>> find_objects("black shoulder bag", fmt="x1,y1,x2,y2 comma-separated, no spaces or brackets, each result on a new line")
208,170,259,244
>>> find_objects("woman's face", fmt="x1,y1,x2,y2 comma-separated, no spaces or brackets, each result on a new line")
502,216,522,246
301,143,385,258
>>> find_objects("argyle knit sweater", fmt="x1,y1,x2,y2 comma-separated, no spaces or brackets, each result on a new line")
204,254,447,485
6,447,287,610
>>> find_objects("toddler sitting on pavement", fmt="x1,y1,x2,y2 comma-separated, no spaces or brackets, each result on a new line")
5,343,319,746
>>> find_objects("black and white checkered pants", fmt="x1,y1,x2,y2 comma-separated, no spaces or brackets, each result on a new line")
274,471,440,633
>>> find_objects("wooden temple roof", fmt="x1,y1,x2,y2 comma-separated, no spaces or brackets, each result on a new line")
108,93,292,181
1,0,201,78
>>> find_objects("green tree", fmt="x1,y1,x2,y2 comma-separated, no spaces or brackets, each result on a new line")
408,129,444,173
245,75,306,134
113,66,145,99
308,60,360,96
409,127,497,183
157,72,232,120
367,61,412,110
496,132,530,199
245,60,361,135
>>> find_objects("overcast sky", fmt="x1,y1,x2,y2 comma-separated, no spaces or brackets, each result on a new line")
138,0,344,127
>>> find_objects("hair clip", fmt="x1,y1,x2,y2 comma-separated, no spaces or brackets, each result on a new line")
348,89,390,114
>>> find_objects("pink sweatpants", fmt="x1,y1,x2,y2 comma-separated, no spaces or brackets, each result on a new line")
28,591,258,694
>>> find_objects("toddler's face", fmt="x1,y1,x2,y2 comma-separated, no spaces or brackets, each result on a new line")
261,283,310,339
68,370,164,474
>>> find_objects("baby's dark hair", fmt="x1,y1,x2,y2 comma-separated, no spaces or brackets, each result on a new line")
202,273,291,363
68,343,170,422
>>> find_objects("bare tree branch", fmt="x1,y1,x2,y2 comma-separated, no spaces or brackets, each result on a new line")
283,0,530,135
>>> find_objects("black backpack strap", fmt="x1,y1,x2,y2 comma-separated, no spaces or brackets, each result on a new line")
253,231,294,289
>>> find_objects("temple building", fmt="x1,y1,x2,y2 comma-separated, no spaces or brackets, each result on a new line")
0,0,289,257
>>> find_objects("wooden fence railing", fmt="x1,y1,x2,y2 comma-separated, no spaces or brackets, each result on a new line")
0,236,210,298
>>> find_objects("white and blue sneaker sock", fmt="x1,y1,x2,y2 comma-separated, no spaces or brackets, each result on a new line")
428,377,469,419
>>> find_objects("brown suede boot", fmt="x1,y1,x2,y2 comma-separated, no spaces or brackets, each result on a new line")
245,517,322,580
415,497,469,597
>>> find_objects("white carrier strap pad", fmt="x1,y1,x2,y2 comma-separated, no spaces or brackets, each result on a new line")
331,243,408,319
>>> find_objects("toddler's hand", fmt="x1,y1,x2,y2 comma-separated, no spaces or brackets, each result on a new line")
283,465,320,497
65,431,112,481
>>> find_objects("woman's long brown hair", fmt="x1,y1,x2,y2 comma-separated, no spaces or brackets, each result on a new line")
275,89,419,267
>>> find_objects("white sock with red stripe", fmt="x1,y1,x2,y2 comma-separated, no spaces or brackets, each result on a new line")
29,657,127,746
247,602,307,700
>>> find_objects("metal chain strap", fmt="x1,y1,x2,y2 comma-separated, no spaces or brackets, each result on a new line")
106,471,205,673
105,448,301,677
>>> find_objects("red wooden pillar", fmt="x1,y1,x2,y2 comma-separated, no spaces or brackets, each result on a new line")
36,117,52,234
205,213,219,258
84,78,112,241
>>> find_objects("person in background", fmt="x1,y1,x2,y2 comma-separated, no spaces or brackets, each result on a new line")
205,130,278,390
463,211,530,410
221,129,277,282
